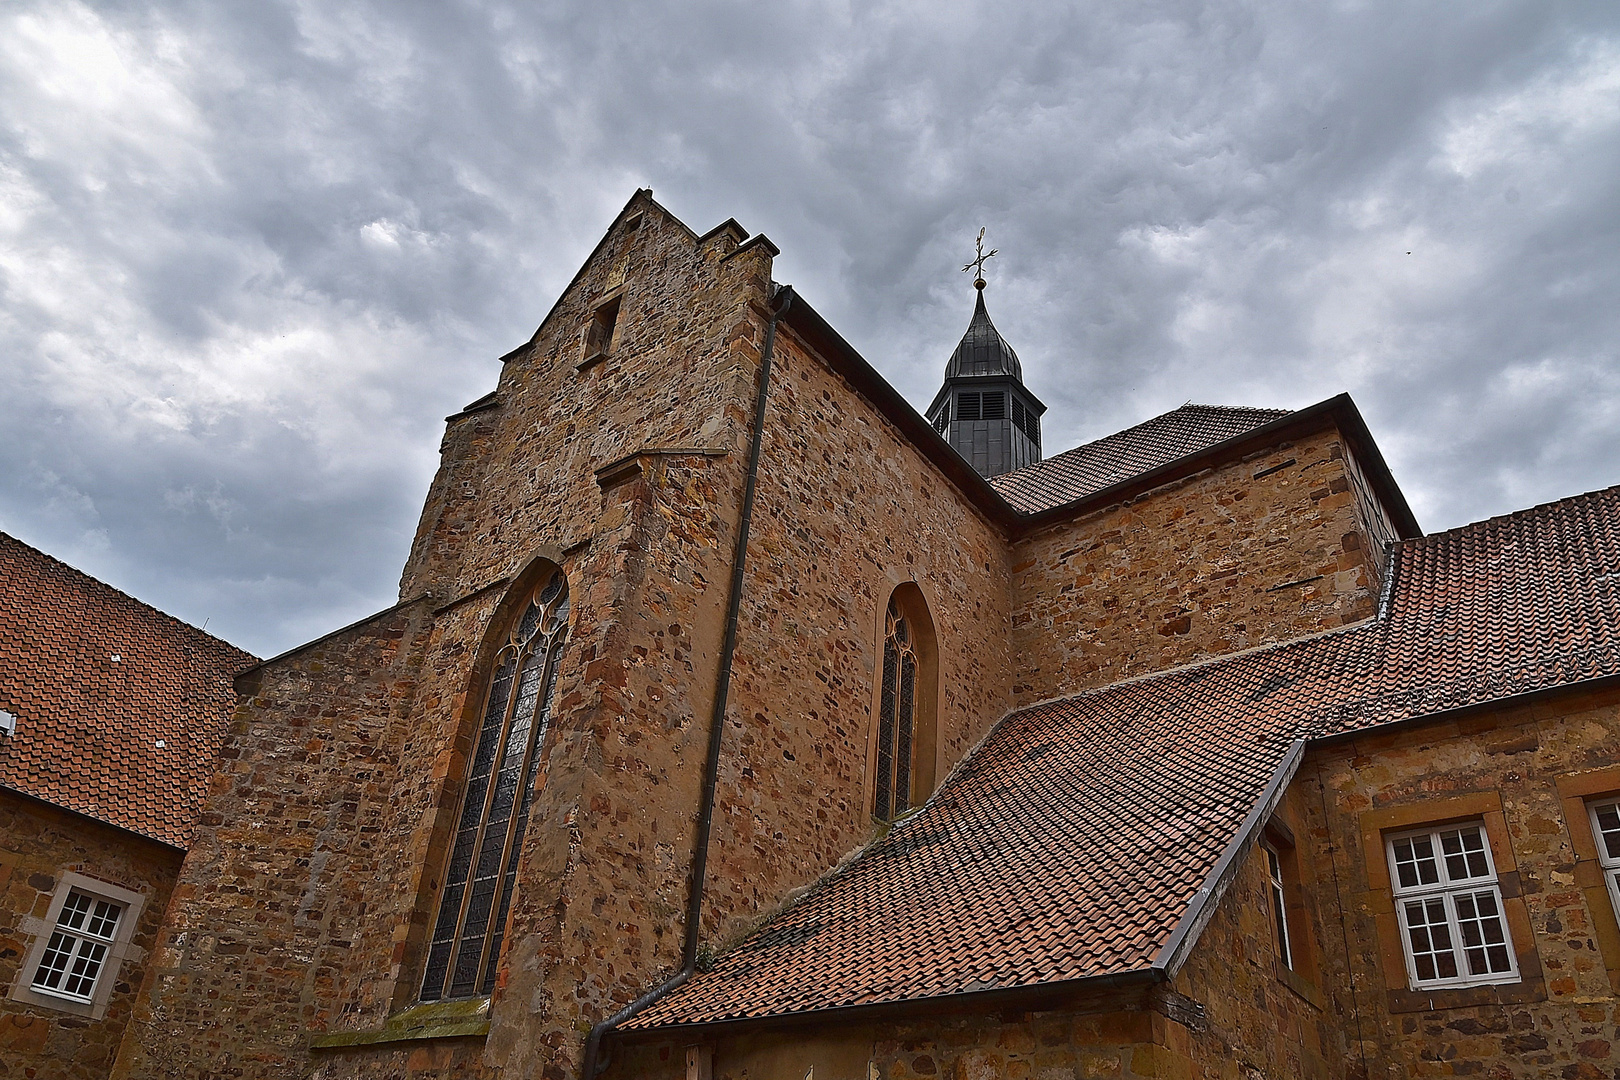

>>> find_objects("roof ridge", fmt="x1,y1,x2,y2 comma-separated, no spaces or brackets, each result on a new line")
1395,480,1620,552
1007,616,1379,718
1023,402,1292,471
0,531,256,662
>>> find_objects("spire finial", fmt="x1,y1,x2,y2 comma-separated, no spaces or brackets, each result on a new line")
961,227,997,290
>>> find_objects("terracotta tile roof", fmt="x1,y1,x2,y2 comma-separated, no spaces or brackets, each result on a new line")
989,404,1292,513
628,482,1620,1029
0,533,255,847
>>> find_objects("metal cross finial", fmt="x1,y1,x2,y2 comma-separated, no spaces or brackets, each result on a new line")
961,227,998,289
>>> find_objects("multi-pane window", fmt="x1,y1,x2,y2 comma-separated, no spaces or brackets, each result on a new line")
422,571,571,1001
1386,823,1518,989
873,597,917,822
1264,844,1293,970
30,890,123,1003
1587,800,1620,925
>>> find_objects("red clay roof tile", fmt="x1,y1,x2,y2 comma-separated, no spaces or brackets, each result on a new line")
628,482,1620,1029
990,404,1291,513
0,533,255,847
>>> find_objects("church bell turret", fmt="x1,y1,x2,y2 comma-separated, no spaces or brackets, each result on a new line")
925,232,1046,478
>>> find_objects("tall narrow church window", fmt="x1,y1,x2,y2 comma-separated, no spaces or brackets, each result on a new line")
872,587,938,822
421,571,571,1001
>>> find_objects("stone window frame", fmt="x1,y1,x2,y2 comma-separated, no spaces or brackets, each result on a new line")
418,567,572,1004
865,582,940,824
1261,816,1323,1009
1359,791,1544,1012
1554,765,1620,993
1262,840,1294,971
1384,821,1519,990
7,871,146,1021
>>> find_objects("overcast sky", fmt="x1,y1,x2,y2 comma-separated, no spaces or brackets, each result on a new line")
3,1,1618,657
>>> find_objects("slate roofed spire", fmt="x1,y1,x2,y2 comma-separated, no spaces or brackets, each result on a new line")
944,288,1024,380
926,229,1046,479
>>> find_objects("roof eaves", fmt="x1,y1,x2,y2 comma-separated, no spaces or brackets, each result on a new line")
779,295,1024,532
0,782,189,852
618,969,1161,1041
1011,394,1421,540
234,593,431,683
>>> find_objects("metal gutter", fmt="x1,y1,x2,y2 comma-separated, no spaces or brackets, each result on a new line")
579,284,795,1079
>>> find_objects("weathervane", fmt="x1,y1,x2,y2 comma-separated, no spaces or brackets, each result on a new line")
961,227,998,290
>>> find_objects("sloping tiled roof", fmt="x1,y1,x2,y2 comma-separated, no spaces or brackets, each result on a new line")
0,533,255,847
628,483,1620,1029
989,404,1292,514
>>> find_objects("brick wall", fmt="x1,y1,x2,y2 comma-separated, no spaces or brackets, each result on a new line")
1007,429,1382,705
0,794,181,1080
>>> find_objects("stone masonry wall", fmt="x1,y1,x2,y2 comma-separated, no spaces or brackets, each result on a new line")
114,194,785,1080
1007,428,1381,706
111,598,439,1079
1306,683,1620,1079
0,795,181,1080
692,322,1016,951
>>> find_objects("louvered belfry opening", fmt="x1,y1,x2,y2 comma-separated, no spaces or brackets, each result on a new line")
421,570,571,1001
925,283,1045,479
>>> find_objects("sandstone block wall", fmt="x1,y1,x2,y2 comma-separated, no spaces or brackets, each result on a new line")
1007,429,1381,705
692,322,1016,951
0,795,181,1080
1306,685,1620,1078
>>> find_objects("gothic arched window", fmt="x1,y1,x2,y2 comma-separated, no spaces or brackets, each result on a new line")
873,586,938,822
421,570,570,1001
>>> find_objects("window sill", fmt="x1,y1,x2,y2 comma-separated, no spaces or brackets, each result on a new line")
310,997,491,1049
1386,975,1545,1014
1276,963,1324,1010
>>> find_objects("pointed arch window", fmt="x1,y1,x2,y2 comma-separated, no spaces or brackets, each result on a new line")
421,570,570,1001
873,587,938,822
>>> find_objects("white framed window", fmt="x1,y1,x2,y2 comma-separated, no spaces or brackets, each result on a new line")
1264,843,1293,970
1386,823,1518,990
1586,800,1620,925
8,871,145,1020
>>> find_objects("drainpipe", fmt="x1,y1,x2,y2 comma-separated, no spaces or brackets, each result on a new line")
578,283,795,1079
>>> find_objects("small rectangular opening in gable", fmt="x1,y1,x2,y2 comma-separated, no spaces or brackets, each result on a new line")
583,296,621,362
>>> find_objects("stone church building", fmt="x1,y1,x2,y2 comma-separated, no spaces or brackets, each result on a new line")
86,190,1620,1078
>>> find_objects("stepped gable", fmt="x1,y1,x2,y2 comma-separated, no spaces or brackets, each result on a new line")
0,533,255,846
990,403,1291,514
626,483,1620,1029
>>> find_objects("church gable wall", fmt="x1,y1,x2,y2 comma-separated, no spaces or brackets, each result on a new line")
398,195,773,606
1305,684,1620,1078
1007,425,1381,705
690,322,1017,951
0,796,181,1080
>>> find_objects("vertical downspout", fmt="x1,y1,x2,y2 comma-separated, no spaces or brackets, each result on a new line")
578,283,795,1079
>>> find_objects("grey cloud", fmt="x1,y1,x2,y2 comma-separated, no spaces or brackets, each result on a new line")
2,0,1617,655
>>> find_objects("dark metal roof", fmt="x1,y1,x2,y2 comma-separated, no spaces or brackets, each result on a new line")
943,289,1023,381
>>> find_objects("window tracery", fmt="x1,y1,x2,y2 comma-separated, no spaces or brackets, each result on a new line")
421,570,570,1001
874,594,929,822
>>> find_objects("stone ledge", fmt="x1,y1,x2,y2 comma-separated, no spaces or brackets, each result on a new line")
309,997,491,1049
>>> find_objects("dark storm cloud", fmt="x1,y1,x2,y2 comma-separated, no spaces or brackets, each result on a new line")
2,0,1617,655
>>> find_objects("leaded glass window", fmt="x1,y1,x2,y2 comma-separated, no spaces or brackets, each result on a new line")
421,571,570,1001
874,597,918,822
